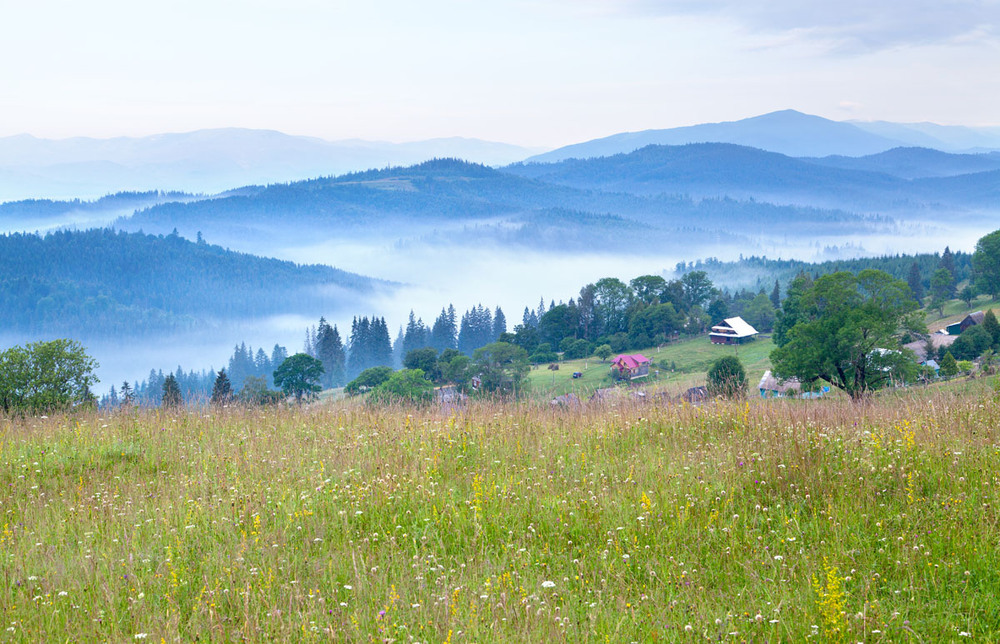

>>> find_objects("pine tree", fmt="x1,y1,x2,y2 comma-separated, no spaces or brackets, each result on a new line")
162,374,183,408
770,280,781,309
940,247,957,297
983,309,1000,348
315,317,346,388
211,369,233,405
939,351,959,378
493,306,507,340
430,306,458,352
120,381,134,406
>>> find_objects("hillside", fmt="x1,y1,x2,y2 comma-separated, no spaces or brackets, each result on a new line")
804,147,1000,179
116,157,892,258
509,143,1000,212
0,229,383,336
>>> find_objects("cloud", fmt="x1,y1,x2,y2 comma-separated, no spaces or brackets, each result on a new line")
605,0,999,53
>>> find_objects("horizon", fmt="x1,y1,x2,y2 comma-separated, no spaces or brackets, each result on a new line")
2,1,997,147
2,108,999,150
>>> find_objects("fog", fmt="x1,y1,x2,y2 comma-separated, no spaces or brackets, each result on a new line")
3,208,993,396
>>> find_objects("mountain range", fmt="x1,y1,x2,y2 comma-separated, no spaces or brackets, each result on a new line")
527,110,1000,163
3,110,999,203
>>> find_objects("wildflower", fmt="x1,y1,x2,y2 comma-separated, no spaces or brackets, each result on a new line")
134,635,148,640
541,581,556,588
685,624,693,632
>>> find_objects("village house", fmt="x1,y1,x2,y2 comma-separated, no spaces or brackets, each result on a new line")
610,354,651,380
709,316,759,345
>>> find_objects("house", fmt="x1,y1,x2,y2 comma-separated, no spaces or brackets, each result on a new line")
947,311,985,335
903,334,957,362
709,317,759,345
610,354,651,380
757,370,801,398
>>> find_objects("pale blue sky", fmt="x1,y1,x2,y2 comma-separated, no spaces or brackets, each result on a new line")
1,0,997,146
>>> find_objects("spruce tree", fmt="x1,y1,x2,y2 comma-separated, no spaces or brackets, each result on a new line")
770,280,781,309
493,307,507,340
120,381,134,406
940,247,957,296
983,309,1000,349
162,374,183,407
210,369,233,405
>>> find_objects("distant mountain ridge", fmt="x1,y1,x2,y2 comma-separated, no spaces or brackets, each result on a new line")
0,129,544,201
527,110,1000,163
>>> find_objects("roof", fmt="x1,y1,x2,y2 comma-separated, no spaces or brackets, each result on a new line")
965,311,985,325
757,370,801,393
612,354,651,370
903,334,956,361
710,316,759,338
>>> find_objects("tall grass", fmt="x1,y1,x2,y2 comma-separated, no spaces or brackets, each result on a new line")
2,382,999,640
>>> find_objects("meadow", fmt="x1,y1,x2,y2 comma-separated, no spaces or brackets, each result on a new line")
2,379,999,641
527,336,776,399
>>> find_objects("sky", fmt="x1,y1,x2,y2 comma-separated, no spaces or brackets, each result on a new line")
1,0,997,148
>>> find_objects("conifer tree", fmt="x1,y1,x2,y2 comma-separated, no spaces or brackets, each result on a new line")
162,374,183,408
211,369,233,405
120,381,134,406
770,280,781,309
493,307,507,340
907,262,924,302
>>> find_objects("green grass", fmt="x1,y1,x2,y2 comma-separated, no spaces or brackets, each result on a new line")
2,384,1000,641
527,335,775,399
922,293,998,331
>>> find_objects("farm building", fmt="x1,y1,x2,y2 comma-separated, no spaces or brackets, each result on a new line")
758,370,802,398
610,354,651,380
947,311,984,335
709,317,759,345
903,333,957,362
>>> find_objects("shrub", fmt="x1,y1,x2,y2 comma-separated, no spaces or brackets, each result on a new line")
707,355,747,399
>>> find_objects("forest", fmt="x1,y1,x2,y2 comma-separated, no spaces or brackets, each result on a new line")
0,228,381,335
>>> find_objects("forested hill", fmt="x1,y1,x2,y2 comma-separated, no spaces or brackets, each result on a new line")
674,251,974,293
0,229,382,336
0,191,193,230
117,158,889,255
507,143,1000,210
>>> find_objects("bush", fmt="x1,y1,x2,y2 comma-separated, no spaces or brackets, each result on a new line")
369,369,434,405
344,366,394,396
707,355,747,399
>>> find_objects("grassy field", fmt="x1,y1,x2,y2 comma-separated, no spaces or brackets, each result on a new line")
527,335,775,399
2,379,1000,641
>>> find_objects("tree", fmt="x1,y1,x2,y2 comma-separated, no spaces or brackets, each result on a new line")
0,339,99,414
959,284,977,308
707,356,747,399
344,366,394,396
594,277,634,335
594,344,613,362
681,271,715,310
770,280,781,309
404,347,440,382
273,353,324,402
161,374,182,408
939,351,959,378
630,275,667,305
471,342,529,397
210,369,233,405
983,309,1000,348
907,262,924,302
949,325,992,361
930,268,953,303
315,318,346,388
370,369,434,405
973,229,1000,300
742,293,776,333
770,270,923,400
238,375,283,406
940,246,957,296
773,272,813,347
120,380,135,407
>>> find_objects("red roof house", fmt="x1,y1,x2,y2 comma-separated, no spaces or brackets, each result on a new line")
611,354,651,380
